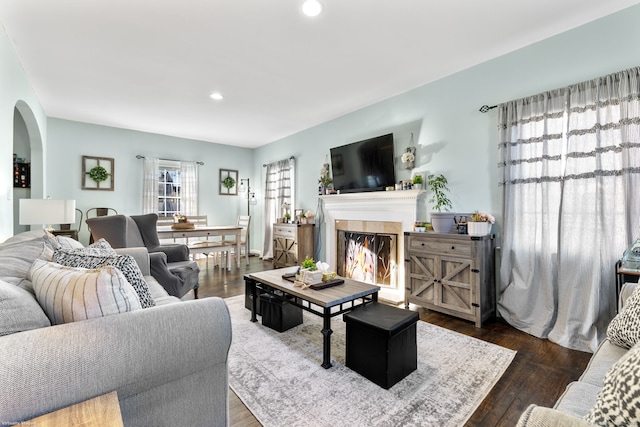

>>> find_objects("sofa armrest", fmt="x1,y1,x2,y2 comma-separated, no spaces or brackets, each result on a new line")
620,282,638,310
149,244,190,263
517,405,595,427
114,247,151,276
0,297,232,426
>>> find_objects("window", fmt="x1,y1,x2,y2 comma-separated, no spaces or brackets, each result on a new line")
157,164,182,217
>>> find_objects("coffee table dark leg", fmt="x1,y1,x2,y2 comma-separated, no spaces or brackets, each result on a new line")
245,277,258,323
321,308,333,369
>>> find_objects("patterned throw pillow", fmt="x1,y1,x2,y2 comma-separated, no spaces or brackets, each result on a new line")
30,260,142,325
585,341,640,425
52,249,155,308
607,285,640,349
82,238,118,256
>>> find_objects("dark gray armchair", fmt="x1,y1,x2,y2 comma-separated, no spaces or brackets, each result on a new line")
86,213,200,298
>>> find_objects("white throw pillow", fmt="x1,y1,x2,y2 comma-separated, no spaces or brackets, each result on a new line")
30,259,142,325
585,340,640,425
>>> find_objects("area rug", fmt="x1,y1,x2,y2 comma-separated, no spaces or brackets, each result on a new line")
226,295,516,427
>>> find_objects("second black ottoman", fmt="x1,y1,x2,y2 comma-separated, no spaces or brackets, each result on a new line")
343,302,419,389
261,293,303,332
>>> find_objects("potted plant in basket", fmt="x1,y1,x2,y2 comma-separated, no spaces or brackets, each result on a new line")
427,174,455,233
468,211,495,236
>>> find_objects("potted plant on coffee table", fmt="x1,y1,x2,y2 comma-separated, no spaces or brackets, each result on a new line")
427,173,455,233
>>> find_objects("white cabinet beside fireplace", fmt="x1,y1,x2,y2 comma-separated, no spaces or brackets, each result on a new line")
404,232,495,327
273,223,315,268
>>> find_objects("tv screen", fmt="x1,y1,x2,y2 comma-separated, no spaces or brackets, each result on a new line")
330,133,396,193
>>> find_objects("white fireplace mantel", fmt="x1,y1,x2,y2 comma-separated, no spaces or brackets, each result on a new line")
319,189,427,303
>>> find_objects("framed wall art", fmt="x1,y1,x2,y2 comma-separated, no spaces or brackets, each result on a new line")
219,169,238,195
82,155,114,191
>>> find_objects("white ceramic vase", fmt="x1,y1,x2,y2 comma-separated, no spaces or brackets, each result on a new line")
467,221,492,236
430,212,456,233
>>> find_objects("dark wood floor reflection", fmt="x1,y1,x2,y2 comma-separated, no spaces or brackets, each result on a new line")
188,256,591,427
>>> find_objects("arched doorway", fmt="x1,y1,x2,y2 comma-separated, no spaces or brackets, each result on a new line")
13,101,44,234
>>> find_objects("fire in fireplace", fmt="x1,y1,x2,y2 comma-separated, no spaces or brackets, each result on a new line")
336,231,397,288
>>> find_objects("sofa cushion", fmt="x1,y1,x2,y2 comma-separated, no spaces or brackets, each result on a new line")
579,339,628,387
52,249,155,308
554,381,601,418
585,340,640,425
30,259,142,325
0,278,50,336
0,233,54,293
607,284,640,349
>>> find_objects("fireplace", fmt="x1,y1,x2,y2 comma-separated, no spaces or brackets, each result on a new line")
337,230,397,288
320,190,426,303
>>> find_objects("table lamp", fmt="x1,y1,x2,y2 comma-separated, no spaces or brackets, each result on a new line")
19,199,76,232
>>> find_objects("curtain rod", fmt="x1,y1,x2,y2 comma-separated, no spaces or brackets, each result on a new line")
263,156,295,167
479,105,498,113
136,155,204,165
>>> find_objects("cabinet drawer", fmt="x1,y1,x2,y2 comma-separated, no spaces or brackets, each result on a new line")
274,226,296,238
408,236,471,257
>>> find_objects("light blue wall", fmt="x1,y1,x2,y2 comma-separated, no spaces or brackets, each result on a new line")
46,119,254,244
254,5,640,260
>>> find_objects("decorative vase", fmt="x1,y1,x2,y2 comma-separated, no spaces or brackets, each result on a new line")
430,212,456,233
414,183,422,190
467,222,492,236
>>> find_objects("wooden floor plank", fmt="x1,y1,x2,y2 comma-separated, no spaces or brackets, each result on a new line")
187,256,592,427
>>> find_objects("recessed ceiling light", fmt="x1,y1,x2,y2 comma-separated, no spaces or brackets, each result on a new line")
301,0,323,17
210,92,224,100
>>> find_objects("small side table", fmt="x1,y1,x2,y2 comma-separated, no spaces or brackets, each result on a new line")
616,260,640,311
26,391,124,427
52,229,79,241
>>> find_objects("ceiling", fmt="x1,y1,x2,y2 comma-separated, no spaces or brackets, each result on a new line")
2,1,639,148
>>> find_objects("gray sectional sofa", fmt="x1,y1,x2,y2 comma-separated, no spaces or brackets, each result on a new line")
517,283,640,426
0,230,232,426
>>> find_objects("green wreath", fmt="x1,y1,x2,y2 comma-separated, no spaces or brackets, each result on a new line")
223,176,236,189
89,165,109,183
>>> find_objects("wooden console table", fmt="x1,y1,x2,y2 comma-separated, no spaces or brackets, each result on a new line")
26,391,123,427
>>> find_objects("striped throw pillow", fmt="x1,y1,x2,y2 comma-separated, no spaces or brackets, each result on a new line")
30,259,142,325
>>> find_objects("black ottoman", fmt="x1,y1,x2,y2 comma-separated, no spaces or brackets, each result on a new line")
343,302,419,389
260,293,303,332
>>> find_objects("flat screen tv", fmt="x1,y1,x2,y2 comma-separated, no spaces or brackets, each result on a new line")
330,133,396,193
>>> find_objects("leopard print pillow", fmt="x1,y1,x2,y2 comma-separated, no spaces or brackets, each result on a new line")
585,341,640,425
607,286,640,349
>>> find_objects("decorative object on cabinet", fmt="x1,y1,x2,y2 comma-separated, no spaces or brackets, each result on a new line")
219,169,238,195
404,232,495,327
427,173,455,233
467,211,496,236
273,223,315,268
82,155,114,190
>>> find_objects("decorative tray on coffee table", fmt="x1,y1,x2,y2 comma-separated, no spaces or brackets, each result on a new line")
281,273,344,290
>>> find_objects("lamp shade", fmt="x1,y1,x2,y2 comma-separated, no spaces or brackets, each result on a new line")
19,199,76,225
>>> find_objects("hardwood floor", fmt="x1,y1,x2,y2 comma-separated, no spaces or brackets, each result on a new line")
186,256,592,427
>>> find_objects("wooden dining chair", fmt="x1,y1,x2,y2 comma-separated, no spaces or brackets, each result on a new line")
222,215,251,265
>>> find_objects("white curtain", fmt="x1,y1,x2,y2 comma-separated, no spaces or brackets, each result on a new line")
262,157,295,259
181,162,198,216
142,157,159,214
498,67,640,352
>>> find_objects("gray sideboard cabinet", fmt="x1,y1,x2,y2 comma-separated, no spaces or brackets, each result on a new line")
404,232,495,327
